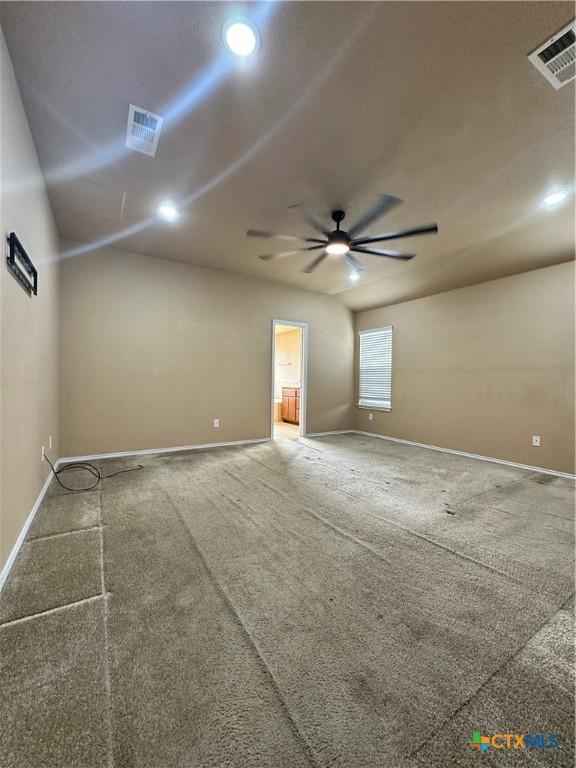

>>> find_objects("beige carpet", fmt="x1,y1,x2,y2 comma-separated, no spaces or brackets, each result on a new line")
274,421,300,440
1,434,574,767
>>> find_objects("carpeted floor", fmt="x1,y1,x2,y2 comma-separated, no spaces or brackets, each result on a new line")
0,433,574,768
274,421,300,440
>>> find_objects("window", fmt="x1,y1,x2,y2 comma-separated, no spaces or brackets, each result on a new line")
358,326,393,411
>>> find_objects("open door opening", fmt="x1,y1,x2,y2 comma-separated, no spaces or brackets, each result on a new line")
272,320,308,440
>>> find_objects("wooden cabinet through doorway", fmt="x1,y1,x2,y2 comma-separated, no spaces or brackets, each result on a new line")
281,387,300,425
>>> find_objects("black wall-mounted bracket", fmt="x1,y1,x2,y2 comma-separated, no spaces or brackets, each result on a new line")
6,232,37,295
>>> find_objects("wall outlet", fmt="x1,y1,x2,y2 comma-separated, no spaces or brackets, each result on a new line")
532,435,541,447
368,413,373,421
49,435,52,450
213,418,220,429
41,445,45,462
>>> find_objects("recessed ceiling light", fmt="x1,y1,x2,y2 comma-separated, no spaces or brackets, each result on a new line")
543,190,568,208
349,271,360,283
225,21,257,57
157,200,180,223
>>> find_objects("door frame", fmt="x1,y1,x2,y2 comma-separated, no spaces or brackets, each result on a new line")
271,319,309,438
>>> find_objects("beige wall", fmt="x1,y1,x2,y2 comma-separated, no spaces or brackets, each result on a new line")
59,247,575,472
274,327,301,400
59,244,354,456
0,29,60,570
355,262,575,474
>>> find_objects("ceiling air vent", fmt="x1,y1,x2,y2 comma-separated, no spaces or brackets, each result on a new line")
125,104,164,156
528,20,575,89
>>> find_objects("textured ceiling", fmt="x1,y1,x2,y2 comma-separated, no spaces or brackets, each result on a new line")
1,1,574,310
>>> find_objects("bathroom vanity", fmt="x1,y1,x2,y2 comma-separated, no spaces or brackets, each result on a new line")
281,386,300,425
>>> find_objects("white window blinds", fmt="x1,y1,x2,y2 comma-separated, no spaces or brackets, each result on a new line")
358,326,393,410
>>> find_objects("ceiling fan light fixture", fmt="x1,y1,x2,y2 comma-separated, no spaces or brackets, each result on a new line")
248,196,439,275
326,241,350,256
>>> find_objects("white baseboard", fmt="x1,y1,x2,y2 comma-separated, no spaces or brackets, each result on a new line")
0,464,59,593
304,430,356,437
60,437,271,464
354,430,576,480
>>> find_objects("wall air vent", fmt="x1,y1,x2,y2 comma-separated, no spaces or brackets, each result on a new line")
528,20,575,89
125,104,164,156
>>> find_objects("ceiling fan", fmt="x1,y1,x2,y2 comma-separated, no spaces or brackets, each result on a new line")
247,195,438,273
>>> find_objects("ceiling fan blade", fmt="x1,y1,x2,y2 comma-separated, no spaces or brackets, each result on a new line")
352,223,438,246
348,195,402,238
352,247,414,261
288,204,330,237
345,253,364,271
247,229,326,244
302,252,328,273
259,245,324,261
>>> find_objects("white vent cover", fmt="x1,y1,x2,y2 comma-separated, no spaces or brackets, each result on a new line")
528,20,575,89
125,104,163,156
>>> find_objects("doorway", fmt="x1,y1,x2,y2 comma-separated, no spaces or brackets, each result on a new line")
271,320,308,440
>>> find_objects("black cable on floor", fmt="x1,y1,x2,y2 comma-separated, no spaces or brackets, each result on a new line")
43,452,143,492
